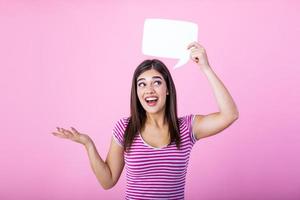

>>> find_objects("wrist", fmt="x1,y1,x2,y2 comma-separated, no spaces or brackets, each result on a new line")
84,139,94,149
200,64,212,71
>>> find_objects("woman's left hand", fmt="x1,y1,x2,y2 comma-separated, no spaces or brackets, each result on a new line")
187,41,211,70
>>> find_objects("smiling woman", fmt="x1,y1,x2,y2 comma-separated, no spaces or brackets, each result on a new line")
125,59,180,153
52,41,239,200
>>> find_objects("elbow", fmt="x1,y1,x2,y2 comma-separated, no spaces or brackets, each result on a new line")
103,186,112,190
232,111,239,121
231,114,239,122
225,111,239,122
222,110,239,121
230,107,239,120
101,181,116,190
102,184,113,190
233,112,239,120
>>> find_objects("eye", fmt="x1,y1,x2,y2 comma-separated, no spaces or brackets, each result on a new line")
153,80,161,86
138,82,146,87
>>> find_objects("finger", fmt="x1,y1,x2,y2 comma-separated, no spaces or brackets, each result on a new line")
191,47,205,54
57,127,66,134
62,128,75,137
187,41,201,50
192,56,199,62
56,127,64,135
188,44,206,52
187,44,197,50
190,52,199,58
63,128,72,134
190,54,199,63
70,127,79,134
190,48,199,53
187,41,199,48
52,132,59,136
52,132,67,139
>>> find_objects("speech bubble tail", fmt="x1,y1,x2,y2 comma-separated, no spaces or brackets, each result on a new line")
173,57,189,69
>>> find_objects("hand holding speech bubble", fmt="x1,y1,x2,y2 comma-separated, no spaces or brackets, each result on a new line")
142,18,198,69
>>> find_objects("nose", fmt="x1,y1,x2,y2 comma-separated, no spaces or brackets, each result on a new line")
145,84,155,94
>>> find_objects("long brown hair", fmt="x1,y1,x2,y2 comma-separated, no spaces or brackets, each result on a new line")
124,59,181,152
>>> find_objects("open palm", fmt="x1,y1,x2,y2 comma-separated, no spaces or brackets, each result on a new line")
52,126,92,146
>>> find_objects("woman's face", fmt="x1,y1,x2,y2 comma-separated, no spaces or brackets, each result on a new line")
136,69,169,115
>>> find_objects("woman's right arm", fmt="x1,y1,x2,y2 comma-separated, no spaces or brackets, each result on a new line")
85,137,124,190
52,127,124,190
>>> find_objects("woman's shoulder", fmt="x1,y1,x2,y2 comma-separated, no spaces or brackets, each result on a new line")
112,116,131,141
178,114,194,125
178,114,197,144
115,116,131,126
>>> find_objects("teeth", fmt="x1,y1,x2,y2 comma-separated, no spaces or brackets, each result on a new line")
145,97,158,101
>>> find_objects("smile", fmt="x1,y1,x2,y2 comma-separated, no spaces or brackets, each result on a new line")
145,96,158,106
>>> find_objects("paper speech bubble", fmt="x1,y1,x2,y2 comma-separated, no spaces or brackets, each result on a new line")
142,18,198,69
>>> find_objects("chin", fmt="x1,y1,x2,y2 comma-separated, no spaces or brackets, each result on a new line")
140,101,166,115
145,107,165,115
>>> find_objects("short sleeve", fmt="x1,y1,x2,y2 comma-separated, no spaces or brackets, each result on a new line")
112,117,129,147
185,114,197,145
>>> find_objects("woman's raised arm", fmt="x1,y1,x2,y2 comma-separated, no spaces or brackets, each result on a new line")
187,42,239,140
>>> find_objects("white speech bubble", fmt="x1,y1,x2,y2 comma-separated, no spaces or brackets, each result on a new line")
142,18,198,69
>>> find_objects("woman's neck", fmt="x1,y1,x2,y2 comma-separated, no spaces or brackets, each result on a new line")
145,112,167,129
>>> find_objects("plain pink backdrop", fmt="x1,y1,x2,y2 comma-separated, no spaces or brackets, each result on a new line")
0,0,299,199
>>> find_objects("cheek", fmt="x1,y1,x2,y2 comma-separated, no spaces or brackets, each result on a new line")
159,86,168,95
137,90,143,102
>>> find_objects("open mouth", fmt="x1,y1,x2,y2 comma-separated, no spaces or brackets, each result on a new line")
145,97,158,106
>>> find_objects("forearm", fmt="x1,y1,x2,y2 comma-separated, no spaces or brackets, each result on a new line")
84,141,113,190
202,66,239,118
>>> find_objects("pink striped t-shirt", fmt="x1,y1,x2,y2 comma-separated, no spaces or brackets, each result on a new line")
112,114,197,200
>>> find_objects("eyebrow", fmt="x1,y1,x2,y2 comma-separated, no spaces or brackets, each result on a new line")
137,76,162,83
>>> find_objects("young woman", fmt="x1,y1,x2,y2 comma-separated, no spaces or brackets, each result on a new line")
52,41,239,199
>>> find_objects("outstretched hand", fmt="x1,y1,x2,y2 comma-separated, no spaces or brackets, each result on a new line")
187,41,211,70
52,126,92,146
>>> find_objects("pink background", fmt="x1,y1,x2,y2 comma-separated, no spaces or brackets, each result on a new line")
1,0,299,199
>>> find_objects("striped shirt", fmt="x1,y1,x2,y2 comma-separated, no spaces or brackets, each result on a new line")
112,114,197,200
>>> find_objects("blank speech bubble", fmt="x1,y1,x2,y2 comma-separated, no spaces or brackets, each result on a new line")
142,18,198,69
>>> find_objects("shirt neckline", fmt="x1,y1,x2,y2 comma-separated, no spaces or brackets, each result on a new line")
138,131,169,150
